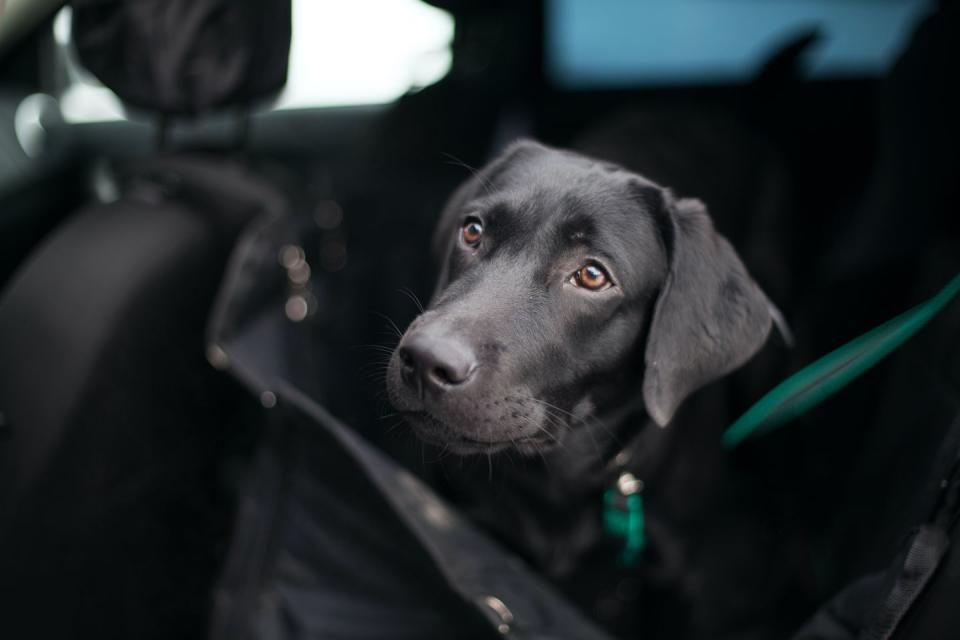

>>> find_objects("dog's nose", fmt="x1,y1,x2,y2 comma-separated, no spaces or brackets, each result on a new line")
398,333,477,391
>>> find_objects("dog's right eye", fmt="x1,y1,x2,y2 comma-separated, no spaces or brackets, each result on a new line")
571,262,613,291
461,219,483,247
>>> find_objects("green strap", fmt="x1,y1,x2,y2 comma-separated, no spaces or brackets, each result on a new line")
723,272,960,450
603,487,646,566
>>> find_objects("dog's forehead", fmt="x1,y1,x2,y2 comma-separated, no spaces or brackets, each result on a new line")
483,149,662,253
479,153,608,226
453,147,668,295
497,147,625,197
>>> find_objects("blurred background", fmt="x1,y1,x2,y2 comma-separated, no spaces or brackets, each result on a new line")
0,0,957,639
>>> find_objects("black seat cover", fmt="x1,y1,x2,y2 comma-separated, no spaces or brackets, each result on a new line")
0,157,286,639
0,2,292,636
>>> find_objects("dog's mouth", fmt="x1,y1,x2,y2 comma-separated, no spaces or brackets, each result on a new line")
400,410,555,455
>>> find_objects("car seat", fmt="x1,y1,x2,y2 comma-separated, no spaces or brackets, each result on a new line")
0,1,291,638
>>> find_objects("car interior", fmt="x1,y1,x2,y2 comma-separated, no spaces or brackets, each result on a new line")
0,0,957,638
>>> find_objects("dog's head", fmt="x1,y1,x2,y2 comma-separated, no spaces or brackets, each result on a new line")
387,140,776,455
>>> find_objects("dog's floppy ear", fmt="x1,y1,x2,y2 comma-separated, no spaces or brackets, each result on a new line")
643,194,774,427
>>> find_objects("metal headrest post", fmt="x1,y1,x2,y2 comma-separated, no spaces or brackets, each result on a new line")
234,107,251,152
155,114,170,152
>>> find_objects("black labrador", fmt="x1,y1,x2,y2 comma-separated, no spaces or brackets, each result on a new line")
387,140,794,639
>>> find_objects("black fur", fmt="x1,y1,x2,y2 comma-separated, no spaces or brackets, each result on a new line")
386,140,781,637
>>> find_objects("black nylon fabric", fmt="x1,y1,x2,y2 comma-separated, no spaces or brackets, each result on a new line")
886,443,960,639
71,0,291,116
890,521,960,638
0,155,282,639
794,284,960,640
862,525,950,640
207,208,614,640
210,394,495,640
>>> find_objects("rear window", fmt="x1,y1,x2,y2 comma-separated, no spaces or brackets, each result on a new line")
546,0,934,89
54,0,454,123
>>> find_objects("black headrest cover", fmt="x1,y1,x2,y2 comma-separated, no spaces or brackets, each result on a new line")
71,0,291,116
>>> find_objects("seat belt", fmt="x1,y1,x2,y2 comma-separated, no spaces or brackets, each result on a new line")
723,272,960,450
607,273,960,568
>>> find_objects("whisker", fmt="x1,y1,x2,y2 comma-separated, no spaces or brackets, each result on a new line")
398,287,425,314
531,396,620,444
351,344,397,355
358,358,393,371
385,419,407,434
515,411,559,444
426,445,442,464
441,152,495,196
533,441,549,467
370,311,405,340
526,396,619,458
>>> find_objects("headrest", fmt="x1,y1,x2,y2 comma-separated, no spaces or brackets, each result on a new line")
71,0,291,117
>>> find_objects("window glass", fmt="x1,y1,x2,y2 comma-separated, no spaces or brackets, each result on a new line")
547,0,934,89
53,0,454,124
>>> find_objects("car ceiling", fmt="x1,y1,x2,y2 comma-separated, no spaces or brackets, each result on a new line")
0,0,64,57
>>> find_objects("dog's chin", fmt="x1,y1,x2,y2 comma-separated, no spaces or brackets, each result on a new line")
401,411,557,456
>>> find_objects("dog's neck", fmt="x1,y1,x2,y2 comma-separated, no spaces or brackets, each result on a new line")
544,403,650,486
438,399,677,582
482,397,670,508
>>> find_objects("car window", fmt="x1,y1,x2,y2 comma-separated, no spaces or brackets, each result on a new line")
546,0,934,88
53,0,454,124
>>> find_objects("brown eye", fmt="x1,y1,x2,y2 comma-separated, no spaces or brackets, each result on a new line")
573,262,612,291
462,219,483,247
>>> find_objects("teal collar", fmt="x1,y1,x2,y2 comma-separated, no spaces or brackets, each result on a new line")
603,471,646,566
602,421,655,567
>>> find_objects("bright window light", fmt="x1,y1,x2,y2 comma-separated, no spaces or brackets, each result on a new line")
277,0,454,110
53,0,454,124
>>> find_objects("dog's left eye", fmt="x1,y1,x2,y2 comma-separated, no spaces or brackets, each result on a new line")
461,219,483,247
571,262,613,291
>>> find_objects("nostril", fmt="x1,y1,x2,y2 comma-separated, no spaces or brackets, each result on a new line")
428,362,474,387
430,366,456,386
